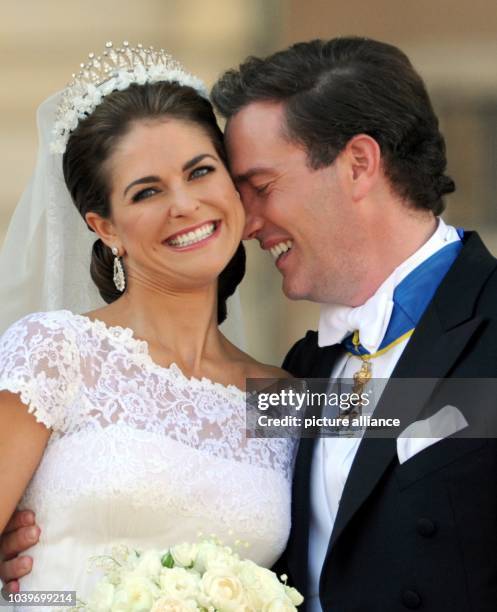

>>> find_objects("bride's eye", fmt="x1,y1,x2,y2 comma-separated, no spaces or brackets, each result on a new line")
132,187,159,202
189,166,214,181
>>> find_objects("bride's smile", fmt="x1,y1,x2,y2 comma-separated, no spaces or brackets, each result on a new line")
163,219,221,250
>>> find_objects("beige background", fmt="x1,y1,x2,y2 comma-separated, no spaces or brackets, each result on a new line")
2,0,497,365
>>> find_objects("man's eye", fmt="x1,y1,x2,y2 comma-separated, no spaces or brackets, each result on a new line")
132,187,158,202
189,166,214,180
254,183,270,195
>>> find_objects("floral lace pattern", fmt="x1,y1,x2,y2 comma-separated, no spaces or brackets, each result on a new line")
0,310,294,598
0,310,293,476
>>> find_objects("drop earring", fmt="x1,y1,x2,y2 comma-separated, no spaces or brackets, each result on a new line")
111,246,125,292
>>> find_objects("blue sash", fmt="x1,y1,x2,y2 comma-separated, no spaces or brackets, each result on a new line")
343,234,463,357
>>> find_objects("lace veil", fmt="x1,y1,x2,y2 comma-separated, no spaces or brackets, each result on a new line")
0,91,246,348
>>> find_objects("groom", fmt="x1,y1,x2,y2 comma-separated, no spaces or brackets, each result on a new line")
211,37,497,611
2,37,497,611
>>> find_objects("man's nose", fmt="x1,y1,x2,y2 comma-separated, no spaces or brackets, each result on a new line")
242,200,264,240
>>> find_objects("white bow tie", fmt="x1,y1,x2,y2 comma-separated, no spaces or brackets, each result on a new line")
318,278,395,354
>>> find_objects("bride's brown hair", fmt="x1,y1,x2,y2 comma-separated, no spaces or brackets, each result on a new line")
62,81,245,324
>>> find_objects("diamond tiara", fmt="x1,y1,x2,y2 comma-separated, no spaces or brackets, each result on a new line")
50,41,209,154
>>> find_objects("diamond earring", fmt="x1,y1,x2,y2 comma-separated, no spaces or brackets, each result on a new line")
111,246,125,292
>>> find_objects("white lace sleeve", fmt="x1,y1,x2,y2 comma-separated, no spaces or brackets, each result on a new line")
0,311,80,430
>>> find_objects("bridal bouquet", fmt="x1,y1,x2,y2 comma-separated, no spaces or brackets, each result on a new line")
72,539,303,612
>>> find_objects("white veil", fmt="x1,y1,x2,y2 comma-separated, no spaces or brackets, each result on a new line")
0,92,246,349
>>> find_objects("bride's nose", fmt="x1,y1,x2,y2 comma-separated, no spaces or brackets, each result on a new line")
168,187,200,217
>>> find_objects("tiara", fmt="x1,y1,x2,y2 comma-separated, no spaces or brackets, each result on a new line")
50,41,208,154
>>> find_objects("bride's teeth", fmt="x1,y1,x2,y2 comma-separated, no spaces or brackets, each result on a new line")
269,240,293,261
167,222,216,247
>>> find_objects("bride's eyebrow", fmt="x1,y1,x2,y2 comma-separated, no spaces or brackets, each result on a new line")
123,176,160,197
182,153,218,171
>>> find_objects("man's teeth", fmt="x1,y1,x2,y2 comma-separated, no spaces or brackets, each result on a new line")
270,240,293,260
167,223,216,247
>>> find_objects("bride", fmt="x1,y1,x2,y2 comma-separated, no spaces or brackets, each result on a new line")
0,43,293,605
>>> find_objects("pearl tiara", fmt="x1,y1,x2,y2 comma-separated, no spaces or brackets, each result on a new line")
50,41,209,154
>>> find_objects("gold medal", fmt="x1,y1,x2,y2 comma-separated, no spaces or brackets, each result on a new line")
347,332,373,419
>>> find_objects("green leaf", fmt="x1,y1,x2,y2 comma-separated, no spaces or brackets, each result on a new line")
161,552,175,568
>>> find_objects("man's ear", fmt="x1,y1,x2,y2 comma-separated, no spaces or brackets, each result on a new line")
85,212,122,251
343,134,381,201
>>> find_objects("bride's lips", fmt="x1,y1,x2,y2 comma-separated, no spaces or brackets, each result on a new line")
163,220,222,252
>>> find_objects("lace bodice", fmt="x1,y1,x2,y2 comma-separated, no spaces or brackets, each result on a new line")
0,311,294,607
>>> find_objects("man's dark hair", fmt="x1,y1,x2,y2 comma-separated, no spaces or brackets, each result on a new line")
211,37,455,214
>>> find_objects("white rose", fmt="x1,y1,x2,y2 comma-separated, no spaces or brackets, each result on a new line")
194,542,237,574
111,574,159,612
237,562,287,609
150,597,197,612
201,569,248,612
159,567,201,600
134,550,162,578
261,598,298,612
170,543,198,568
87,581,115,612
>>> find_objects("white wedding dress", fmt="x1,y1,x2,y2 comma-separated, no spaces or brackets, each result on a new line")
0,310,294,609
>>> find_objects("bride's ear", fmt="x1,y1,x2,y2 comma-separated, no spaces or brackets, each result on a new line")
85,212,121,251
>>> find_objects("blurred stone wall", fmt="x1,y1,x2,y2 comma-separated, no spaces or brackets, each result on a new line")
2,1,496,366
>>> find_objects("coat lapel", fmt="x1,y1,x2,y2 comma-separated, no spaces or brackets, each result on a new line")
322,232,497,560
286,343,343,595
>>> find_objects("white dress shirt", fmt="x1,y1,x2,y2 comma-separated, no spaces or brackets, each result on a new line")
307,219,461,612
